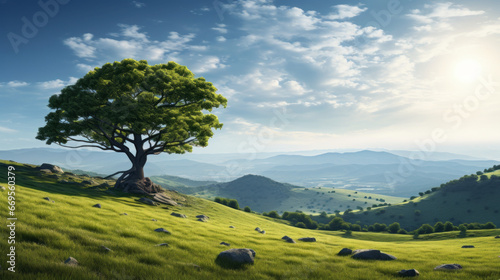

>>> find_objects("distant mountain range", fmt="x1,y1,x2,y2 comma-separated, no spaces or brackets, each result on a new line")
1,147,498,197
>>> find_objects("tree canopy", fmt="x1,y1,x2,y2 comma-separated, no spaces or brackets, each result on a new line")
37,59,227,193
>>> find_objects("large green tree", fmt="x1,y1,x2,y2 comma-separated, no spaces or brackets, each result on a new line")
37,59,227,194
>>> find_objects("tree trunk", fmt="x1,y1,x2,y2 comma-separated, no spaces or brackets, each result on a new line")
114,151,163,194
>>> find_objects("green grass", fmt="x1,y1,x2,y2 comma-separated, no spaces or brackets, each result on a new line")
1,160,499,279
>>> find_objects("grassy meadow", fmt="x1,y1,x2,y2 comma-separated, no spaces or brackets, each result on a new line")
1,160,499,279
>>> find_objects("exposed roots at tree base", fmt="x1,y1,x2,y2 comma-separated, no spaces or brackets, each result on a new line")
114,177,164,195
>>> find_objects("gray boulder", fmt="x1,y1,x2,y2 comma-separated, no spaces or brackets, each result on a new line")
255,227,261,232
229,226,235,228
39,163,64,174
462,245,475,248
398,269,419,277
64,257,78,266
138,197,158,206
352,249,396,260
260,230,266,234
171,212,187,218
155,243,169,247
281,236,296,243
216,248,256,268
495,235,500,239
220,242,230,246
92,203,101,208
434,264,462,270
337,248,353,256
197,218,207,222
298,237,316,242
196,215,209,221
154,228,171,234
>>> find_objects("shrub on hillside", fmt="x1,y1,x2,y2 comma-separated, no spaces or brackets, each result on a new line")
434,222,445,232
444,221,454,231
244,206,251,212
265,210,280,219
417,224,434,234
397,228,408,234
388,222,400,233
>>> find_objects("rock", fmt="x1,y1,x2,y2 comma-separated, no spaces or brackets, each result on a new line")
0,186,5,191
255,227,261,232
298,237,316,242
43,197,51,201
64,257,78,266
351,249,396,260
462,245,475,248
398,269,419,277
154,228,171,234
495,235,500,239
282,236,296,243
39,169,52,174
39,163,64,174
196,215,209,220
229,226,235,228
92,204,101,208
220,242,230,246
434,264,462,270
152,193,178,206
137,197,158,206
58,179,69,184
337,248,353,256
197,218,207,222
215,248,256,268
155,243,169,247
171,212,187,218
100,245,111,253
121,213,128,216
260,230,266,234
81,180,96,186
152,219,157,222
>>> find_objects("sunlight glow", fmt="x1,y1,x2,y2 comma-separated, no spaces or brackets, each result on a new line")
454,59,482,83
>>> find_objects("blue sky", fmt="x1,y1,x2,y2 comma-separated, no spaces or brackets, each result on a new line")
1,0,500,157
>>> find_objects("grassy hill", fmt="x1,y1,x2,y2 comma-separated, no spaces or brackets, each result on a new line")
187,175,405,214
341,170,500,231
1,160,500,279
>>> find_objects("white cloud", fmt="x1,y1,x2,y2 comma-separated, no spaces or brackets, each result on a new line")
132,1,145,8
325,4,367,20
77,63,95,72
38,77,79,90
212,23,228,34
6,81,29,87
0,126,17,133
216,36,227,42
408,2,484,24
119,24,149,42
63,35,96,58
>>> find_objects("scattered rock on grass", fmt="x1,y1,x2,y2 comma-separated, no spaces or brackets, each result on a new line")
92,204,101,208
337,248,353,256
64,257,78,266
220,242,230,246
196,215,209,221
155,243,169,247
43,197,54,203
298,237,316,242
229,226,235,228
281,236,296,243
152,219,157,222
255,227,261,232
171,212,187,218
260,230,266,234
398,269,419,277
197,218,207,222
121,213,128,216
351,249,396,260
215,248,256,268
495,235,500,239
138,197,158,206
434,264,462,270
39,163,64,174
154,228,171,234
462,245,475,248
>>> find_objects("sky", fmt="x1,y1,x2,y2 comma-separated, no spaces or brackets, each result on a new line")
1,0,500,158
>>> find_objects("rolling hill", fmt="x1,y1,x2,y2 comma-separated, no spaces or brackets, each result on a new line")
340,169,500,231
185,174,405,213
1,159,500,279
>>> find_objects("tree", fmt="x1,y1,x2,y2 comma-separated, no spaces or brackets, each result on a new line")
228,199,239,210
266,211,280,219
434,221,445,232
388,222,401,233
243,206,251,213
444,221,454,231
417,224,434,234
37,59,227,194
